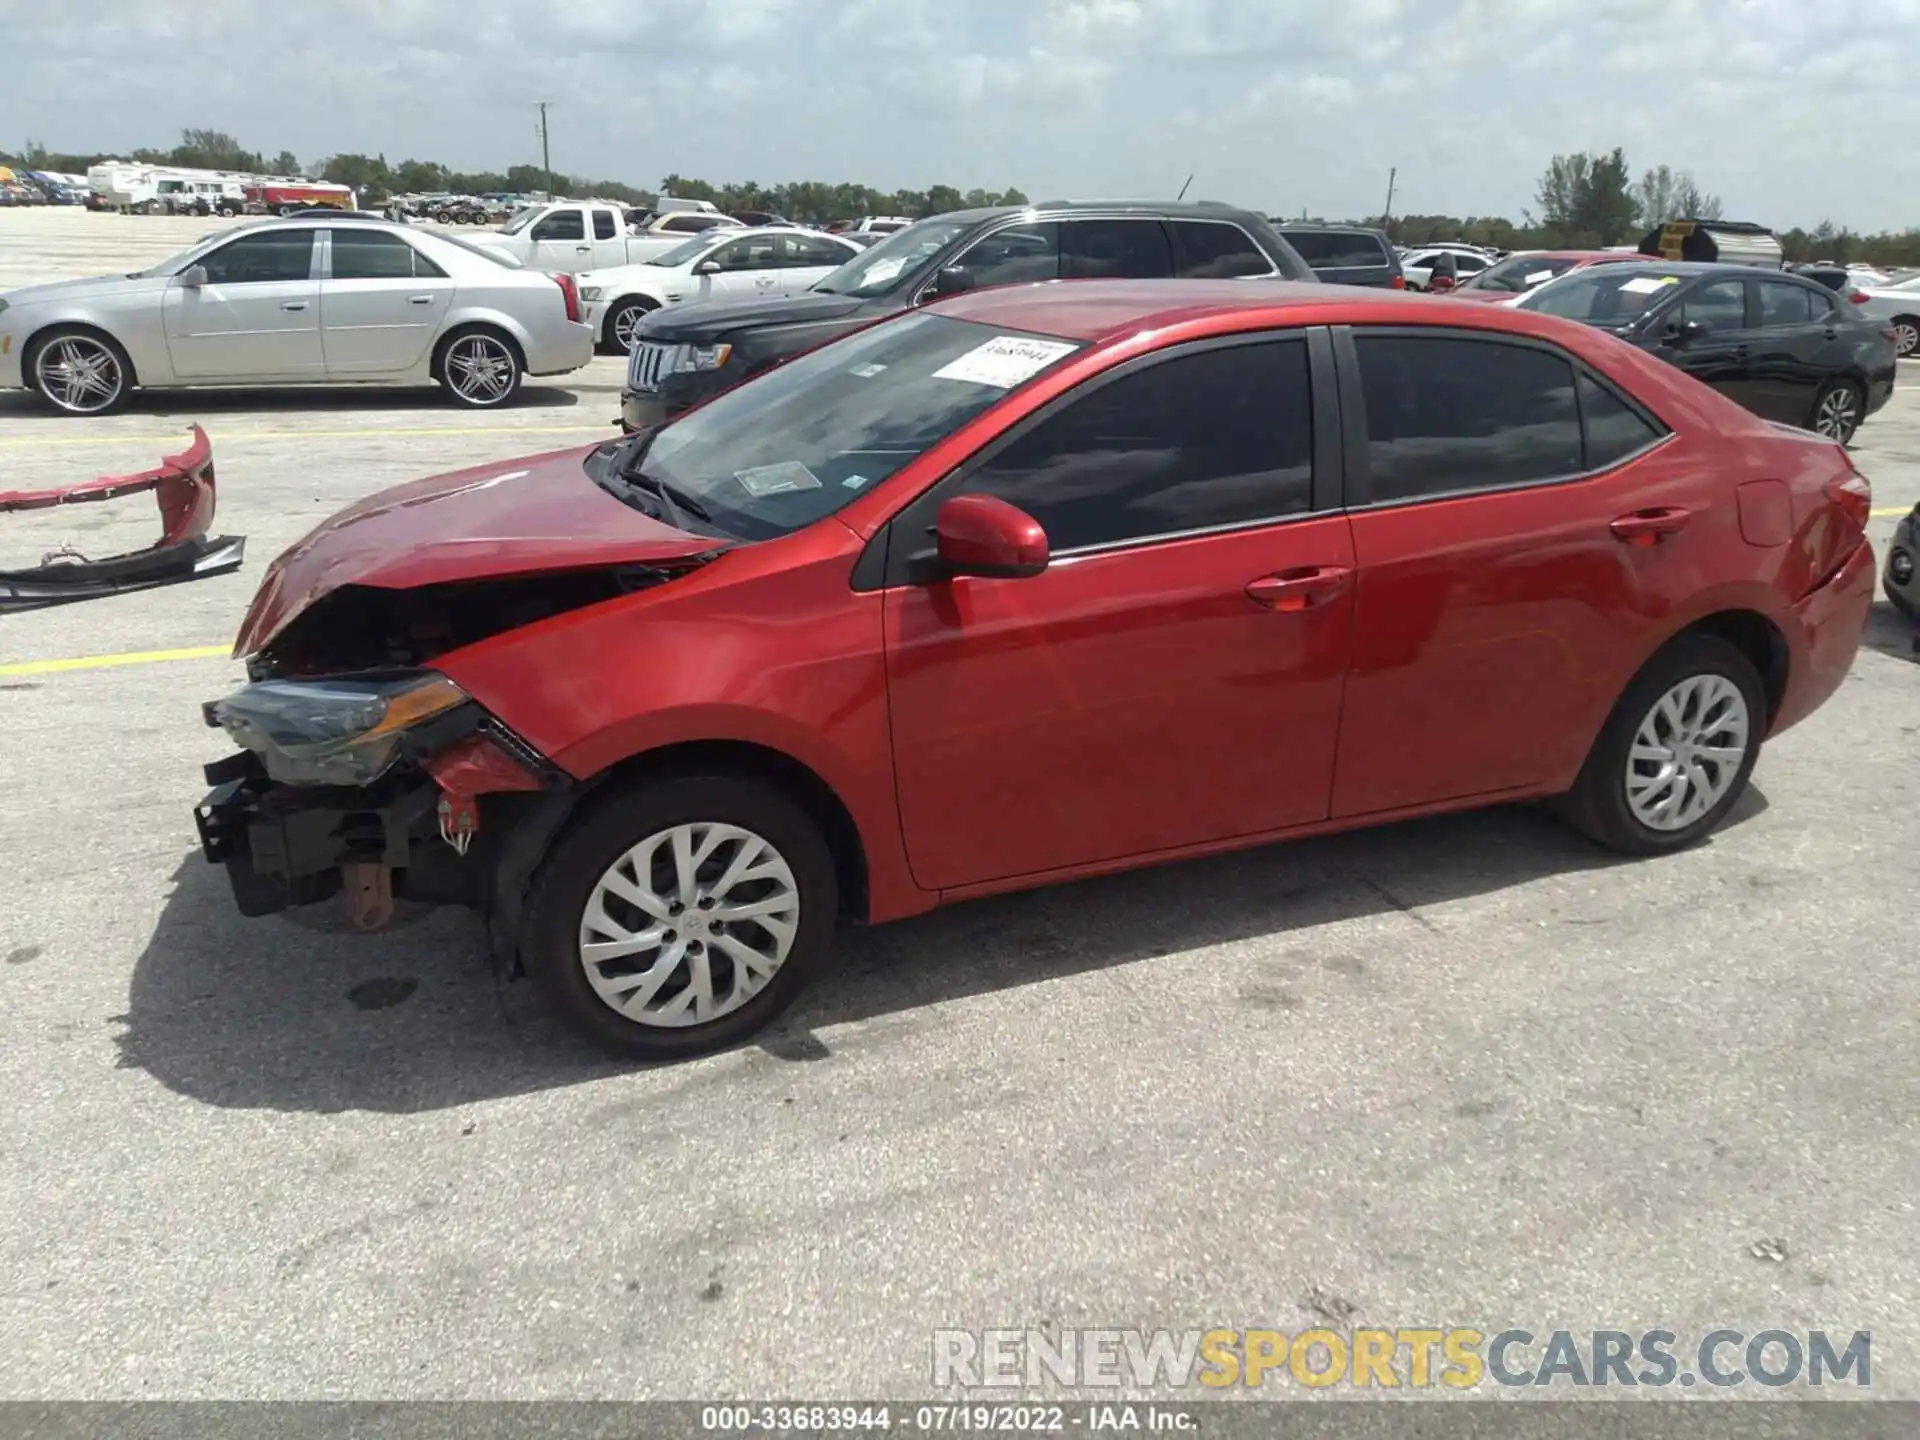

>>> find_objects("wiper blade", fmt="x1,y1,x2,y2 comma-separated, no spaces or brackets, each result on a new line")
625,472,713,526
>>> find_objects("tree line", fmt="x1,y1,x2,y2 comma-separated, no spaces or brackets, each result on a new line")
8,131,1917,266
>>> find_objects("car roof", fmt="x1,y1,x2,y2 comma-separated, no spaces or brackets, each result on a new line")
1584,260,1813,282
931,278,1533,344
1276,222,1388,235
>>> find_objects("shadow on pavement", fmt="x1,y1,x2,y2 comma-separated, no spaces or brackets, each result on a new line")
118,791,1770,1115
0,385,585,422
1862,600,1919,665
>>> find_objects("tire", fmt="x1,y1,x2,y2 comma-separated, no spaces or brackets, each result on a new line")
604,296,659,353
435,328,523,408
521,774,838,1059
1809,377,1865,445
434,209,452,224
1554,633,1766,856
24,327,134,416
1892,317,1919,360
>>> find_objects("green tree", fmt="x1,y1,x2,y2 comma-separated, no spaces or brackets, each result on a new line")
269,150,302,177
1534,148,1638,246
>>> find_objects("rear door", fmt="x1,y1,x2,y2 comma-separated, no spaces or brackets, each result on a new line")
1330,328,1684,816
162,228,324,379
319,228,451,375
882,332,1354,890
771,232,857,292
1748,278,1844,425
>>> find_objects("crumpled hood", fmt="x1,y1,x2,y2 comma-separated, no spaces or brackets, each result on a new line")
3,273,169,306
232,444,723,657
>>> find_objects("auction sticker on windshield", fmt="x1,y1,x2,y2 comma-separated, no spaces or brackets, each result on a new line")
932,336,1079,389
735,462,823,497
1618,275,1681,294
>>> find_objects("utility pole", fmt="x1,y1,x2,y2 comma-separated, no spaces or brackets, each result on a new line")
1381,166,1397,229
536,102,553,199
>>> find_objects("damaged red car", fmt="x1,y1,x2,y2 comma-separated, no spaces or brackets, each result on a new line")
195,280,1878,1058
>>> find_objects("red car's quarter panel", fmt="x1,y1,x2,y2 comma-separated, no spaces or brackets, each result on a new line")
884,516,1357,892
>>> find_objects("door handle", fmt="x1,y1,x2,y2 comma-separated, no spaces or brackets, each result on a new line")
408,295,434,304
575,245,592,253
1245,565,1351,611
280,300,308,311
1609,507,1692,547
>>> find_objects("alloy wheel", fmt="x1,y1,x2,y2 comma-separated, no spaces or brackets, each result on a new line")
1894,321,1918,359
1624,674,1751,832
35,336,125,414
443,335,515,404
577,821,801,1029
1813,385,1862,443
611,304,649,352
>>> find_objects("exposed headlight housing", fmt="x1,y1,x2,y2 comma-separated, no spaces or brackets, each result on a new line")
579,286,603,302
673,342,732,373
204,672,472,786
1891,548,1915,587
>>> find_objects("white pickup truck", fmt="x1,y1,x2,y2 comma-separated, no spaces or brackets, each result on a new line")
471,202,740,274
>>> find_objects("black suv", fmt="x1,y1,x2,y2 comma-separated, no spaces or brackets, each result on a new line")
620,201,1315,430
1271,224,1404,289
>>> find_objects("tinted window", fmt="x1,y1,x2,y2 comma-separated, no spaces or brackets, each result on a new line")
1284,230,1390,268
1355,336,1582,502
200,230,316,284
1060,219,1174,279
955,223,1061,287
1756,280,1813,327
786,233,853,266
329,229,434,280
710,235,781,271
593,209,618,240
531,210,585,241
1677,278,1747,332
1169,221,1273,278
665,214,725,232
959,340,1314,551
1579,371,1664,470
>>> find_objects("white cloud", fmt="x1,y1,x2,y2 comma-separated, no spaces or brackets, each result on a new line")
1,0,1915,230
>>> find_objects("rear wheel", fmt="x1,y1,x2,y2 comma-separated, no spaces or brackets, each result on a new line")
1555,634,1765,856
522,775,837,1059
1810,378,1865,444
435,328,522,407
1892,317,1919,360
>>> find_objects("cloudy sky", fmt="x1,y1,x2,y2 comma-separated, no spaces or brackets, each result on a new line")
5,0,1917,231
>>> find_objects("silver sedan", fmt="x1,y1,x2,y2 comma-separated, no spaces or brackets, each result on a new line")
0,216,595,414
1853,271,1920,359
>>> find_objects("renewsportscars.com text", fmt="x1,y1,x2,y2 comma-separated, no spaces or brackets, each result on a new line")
932,1327,1872,1390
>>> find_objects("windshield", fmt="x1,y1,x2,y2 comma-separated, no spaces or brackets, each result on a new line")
499,206,544,236
647,235,717,268
810,217,975,298
1518,268,1682,325
1461,255,1583,294
623,313,1083,541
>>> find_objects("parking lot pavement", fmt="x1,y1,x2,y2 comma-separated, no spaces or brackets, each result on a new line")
2,208,1918,1401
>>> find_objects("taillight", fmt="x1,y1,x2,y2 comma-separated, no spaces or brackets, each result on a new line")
1827,472,1872,530
1390,274,1406,289
554,272,581,324
1848,290,1868,304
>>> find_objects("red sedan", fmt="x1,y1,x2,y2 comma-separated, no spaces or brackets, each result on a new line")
196,280,1878,1058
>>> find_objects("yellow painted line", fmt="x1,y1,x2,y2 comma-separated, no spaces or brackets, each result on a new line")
1872,506,1910,517
0,644,234,677
0,423,613,449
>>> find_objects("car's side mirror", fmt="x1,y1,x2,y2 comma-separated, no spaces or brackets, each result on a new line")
931,265,977,299
180,265,208,288
930,494,1050,580
693,260,721,276
1665,318,1709,346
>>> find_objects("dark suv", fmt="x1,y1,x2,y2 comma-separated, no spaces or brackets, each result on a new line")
619,201,1315,430
1272,224,1405,289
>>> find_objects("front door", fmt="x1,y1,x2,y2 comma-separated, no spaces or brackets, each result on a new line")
162,228,323,379
883,334,1354,891
319,228,451,375
1330,329,1686,817
530,208,593,273
1652,275,1756,411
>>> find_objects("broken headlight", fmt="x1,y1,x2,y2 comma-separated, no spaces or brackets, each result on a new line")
205,672,471,786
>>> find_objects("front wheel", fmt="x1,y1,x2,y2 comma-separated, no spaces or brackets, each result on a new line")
522,775,838,1059
436,329,522,407
26,329,134,416
1892,318,1919,360
1555,634,1765,856
1810,378,1865,445
604,296,658,353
